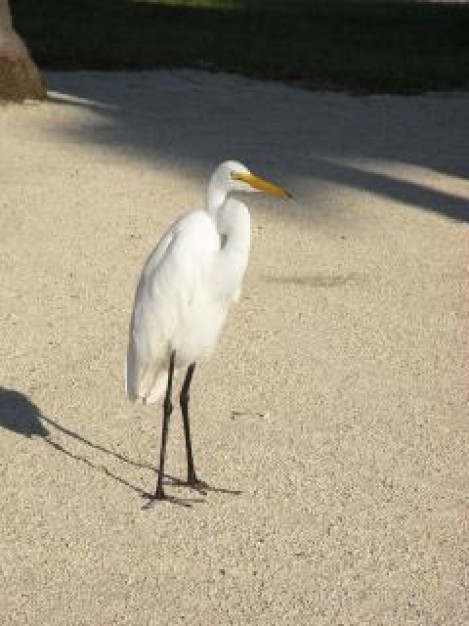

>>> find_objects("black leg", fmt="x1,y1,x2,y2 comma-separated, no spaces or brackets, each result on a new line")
180,363,200,485
154,351,176,500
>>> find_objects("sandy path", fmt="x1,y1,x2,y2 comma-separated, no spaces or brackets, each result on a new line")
0,71,468,625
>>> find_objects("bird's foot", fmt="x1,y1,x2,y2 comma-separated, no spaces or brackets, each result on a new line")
187,472,209,495
153,484,167,501
140,485,169,509
141,488,195,509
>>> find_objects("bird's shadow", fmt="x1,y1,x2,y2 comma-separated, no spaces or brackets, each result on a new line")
0,387,240,508
0,387,50,438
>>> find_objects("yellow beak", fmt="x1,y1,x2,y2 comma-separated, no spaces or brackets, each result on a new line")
233,172,292,199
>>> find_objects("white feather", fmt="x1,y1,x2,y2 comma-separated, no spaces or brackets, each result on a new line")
125,160,288,405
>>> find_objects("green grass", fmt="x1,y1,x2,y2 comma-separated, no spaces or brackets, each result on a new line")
11,0,469,93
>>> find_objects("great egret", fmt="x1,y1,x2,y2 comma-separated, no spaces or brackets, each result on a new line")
125,160,290,500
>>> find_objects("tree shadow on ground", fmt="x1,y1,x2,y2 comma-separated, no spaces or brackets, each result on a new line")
44,70,469,223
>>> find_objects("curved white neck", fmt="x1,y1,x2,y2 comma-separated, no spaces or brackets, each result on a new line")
206,183,227,218
211,198,251,298
205,176,251,295
206,179,251,260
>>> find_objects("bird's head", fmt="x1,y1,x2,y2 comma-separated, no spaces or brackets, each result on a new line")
211,160,291,199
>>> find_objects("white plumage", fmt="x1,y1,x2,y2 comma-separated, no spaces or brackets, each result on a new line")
125,160,290,499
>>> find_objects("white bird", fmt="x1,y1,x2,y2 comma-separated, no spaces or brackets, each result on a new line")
125,160,290,500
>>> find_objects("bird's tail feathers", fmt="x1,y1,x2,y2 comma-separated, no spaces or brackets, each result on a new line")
125,344,177,406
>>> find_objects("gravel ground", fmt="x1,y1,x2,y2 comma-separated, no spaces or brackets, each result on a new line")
0,71,468,625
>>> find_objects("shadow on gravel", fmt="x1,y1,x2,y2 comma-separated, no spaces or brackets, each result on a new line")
0,387,239,507
44,71,469,224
